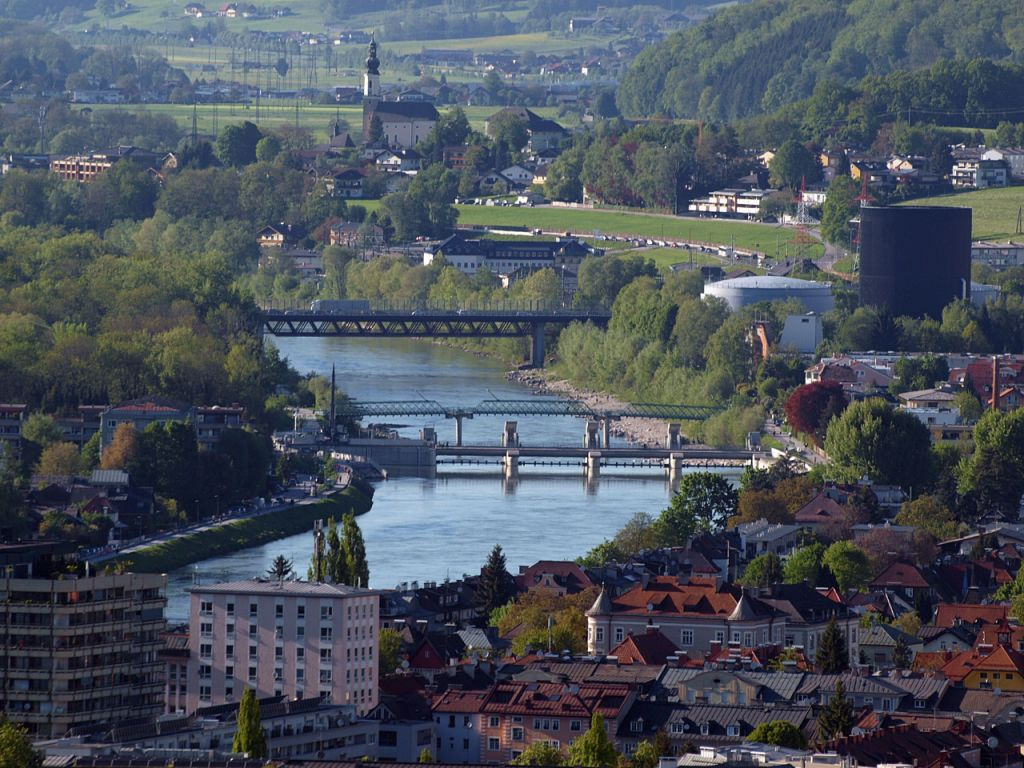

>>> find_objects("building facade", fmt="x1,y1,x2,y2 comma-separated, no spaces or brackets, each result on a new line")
184,579,380,716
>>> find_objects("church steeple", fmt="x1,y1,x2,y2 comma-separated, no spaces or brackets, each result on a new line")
363,37,381,99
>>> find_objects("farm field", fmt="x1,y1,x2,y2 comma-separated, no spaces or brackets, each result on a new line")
899,187,1024,242
453,204,822,258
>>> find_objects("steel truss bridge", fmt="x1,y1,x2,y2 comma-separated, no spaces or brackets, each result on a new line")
336,398,723,422
260,308,612,365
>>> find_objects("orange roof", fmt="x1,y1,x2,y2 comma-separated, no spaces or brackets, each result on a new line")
794,492,847,523
939,644,1024,681
610,576,739,617
933,603,1009,628
912,650,955,673
609,629,678,665
432,689,488,713
870,561,930,590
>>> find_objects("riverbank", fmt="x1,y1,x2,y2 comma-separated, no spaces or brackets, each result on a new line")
112,486,372,574
507,368,705,448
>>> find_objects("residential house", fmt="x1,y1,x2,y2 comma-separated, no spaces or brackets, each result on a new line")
971,241,1024,271
898,387,958,409
0,403,27,455
259,222,308,249
431,689,486,763
423,233,598,280
736,519,801,560
919,625,977,654
793,488,858,537
99,396,193,450
485,108,568,153
983,148,1024,180
194,405,244,450
499,164,535,188
370,692,436,762
858,623,921,668
443,145,473,171
375,148,422,173
952,149,1008,189
55,404,106,448
515,560,594,596
326,167,366,199
869,561,937,606
608,628,680,665
688,189,770,219
584,576,787,656
183,579,380,715
804,356,893,393
50,146,161,183
757,582,860,660
940,641,1024,691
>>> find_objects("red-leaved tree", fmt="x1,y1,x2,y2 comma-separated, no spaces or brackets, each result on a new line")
784,381,847,447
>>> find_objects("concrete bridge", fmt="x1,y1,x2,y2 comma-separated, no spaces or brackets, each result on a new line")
261,307,612,365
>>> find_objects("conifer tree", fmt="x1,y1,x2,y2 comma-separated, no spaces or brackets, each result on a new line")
567,713,618,768
267,554,294,580
232,688,268,758
816,616,849,673
475,544,514,619
818,681,853,741
892,634,911,669
342,513,370,587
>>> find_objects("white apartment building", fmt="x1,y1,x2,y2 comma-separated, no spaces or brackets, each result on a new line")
183,579,380,716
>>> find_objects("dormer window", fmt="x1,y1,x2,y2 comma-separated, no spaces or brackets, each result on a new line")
630,719,643,733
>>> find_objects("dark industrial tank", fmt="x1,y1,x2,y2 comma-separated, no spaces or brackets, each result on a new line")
858,205,971,319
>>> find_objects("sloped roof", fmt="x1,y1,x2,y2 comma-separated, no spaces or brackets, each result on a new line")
934,603,1010,628
609,629,679,665
940,643,1024,681
870,561,931,590
794,491,848,523
860,622,921,648
370,101,440,121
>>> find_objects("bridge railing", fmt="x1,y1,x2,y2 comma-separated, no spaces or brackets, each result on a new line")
259,299,610,315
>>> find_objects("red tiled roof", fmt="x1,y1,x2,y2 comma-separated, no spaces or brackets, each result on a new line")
608,629,678,665
870,561,930,590
479,681,632,719
794,492,847,523
934,603,1010,628
912,650,955,673
608,576,739,617
515,560,594,594
432,689,488,713
939,644,1024,681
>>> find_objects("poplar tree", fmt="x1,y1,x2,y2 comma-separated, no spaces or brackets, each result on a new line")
342,513,370,587
325,516,350,584
232,688,268,758
816,617,849,673
818,681,853,741
567,713,618,768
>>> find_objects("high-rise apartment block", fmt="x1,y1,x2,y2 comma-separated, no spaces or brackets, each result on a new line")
184,579,379,716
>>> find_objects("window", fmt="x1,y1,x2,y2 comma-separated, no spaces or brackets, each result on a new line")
700,724,709,736
200,622,213,638
630,720,643,733
320,669,332,683
249,603,258,617
226,602,235,616
248,666,257,681
249,647,257,659
488,738,500,751
596,627,604,643
914,698,926,709
321,627,332,640
743,631,753,647
225,685,234,700
297,626,304,638
296,648,304,660
200,600,213,616
198,664,211,679
670,723,684,735
714,631,725,644
571,720,582,732
200,643,212,658
727,725,740,737
296,668,304,681
276,604,283,618
275,647,283,660
614,627,624,643
512,727,524,741
226,623,234,636
274,668,283,681
322,605,333,620
680,630,694,647
199,685,212,702
489,716,500,728
297,605,305,619
249,625,257,637
225,665,234,678
731,631,741,643
321,648,332,661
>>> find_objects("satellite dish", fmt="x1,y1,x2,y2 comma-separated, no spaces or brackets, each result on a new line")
987,736,999,749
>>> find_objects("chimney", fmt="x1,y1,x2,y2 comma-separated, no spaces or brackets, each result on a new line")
992,355,1000,411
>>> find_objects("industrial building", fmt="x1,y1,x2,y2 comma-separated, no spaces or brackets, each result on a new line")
701,275,835,314
858,206,971,319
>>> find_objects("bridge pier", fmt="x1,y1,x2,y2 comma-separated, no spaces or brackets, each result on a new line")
668,452,686,487
602,419,612,449
451,412,473,447
584,421,601,449
666,423,684,450
585,451,601,479
504,450,519,480
503,421,519,448
530,322,546,367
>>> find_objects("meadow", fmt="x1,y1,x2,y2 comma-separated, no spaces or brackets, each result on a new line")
900,187,1024,242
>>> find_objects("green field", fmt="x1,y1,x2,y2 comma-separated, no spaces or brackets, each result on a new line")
454,205,821,257
900,187,1024,241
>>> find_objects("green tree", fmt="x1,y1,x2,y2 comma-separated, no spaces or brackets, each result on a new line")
0,717,41,768
544,143,585,202
511,742,566,766
630,740,660,768
783,543,825,584
954,390,983,422
379,627,403,677
769,140,822,191
216,121,262,167
824,399,934,490
820,175,858,246
816,617,849,673
960,409,1024,517
418,748,435,763
342,512,370,587
255,135,282,163
821,541,872,593
740,553,784,587
567,713,618,768
267,555,294,580
818,681,854,740
476,544,514,619
652,472,738,547
745,720,807,748
35,442,81,477
232,687,268,758
894,495,960,541
892,634,911,669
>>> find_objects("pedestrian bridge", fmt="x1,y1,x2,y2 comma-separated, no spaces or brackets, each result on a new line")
260,308,612,365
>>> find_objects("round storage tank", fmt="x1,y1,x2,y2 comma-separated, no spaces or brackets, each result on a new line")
859,205,971,319
701,275,835,313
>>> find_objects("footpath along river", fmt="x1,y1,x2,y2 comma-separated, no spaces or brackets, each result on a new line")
164,337,732,621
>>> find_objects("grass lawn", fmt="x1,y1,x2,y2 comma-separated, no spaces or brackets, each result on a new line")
899,186,1024,241
454,205,822,256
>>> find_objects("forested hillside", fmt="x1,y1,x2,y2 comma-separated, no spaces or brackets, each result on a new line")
618,0,1024,121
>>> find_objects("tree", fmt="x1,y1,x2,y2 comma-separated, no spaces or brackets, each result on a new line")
746,720,807,748
769,140,822,191
892,634,911,669
818,681,854,740
960,409,1024,518
816,617,849,673
216,121,262,167
342,513,369,587
255,135,282,163
824,399,934,490
267,555,294,580
100,422,142,471
740,553,784,587
630,740,660,768
783,543,825,585
820,175,858,246
567,713,618,768
652,472,738,547
894,495,960,541
232,688,268,758
379,627,403,677
821,541,872,593
0,717,41,768
511,742,566,766
35,441,81,477
784,381,847,447
418,748,436,763
476,544,514,619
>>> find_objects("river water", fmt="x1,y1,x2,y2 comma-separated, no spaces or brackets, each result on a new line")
164,337,721,621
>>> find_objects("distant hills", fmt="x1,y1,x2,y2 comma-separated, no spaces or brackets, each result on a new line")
617,0,1024,121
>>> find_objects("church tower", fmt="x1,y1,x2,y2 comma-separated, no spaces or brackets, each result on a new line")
363,38,381,99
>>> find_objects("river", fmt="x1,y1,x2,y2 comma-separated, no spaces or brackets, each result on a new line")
164,337,727,621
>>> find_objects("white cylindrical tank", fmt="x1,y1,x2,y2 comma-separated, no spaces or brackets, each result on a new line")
702,275,835,313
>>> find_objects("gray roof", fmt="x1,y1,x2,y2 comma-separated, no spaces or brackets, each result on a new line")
585,585,613,616
458,627,493,650
707,275,832,291
796,673,905,698
859,623,922,648
90,469,129,485
189,578,379,597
